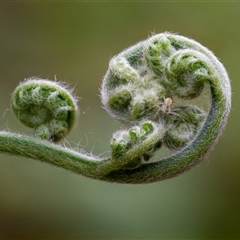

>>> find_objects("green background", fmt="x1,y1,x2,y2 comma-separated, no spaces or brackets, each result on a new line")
0,2,239,239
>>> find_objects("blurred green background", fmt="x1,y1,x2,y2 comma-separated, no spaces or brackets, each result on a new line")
0,2,239,239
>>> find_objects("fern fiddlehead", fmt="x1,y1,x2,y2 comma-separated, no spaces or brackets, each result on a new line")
0,33,231,184
11,78,78,142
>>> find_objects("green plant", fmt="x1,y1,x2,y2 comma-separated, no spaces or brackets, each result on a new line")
0,33,231,184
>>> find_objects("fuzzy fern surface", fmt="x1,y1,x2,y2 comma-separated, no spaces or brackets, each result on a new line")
0,33,231,184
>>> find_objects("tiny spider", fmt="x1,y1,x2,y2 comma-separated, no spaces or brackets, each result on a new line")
155,97,190,130
159,97,173,114
153,97,174,120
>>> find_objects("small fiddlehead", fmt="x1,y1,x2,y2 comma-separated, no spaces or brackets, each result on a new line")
11,78,78,142
0,33,231,184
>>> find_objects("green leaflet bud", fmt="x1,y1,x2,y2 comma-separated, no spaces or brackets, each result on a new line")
165,50,213,99
144,34,175,76
11,78,78,142
109,57,140,83
163,105,206,150
140,122,154,136
111,121,163,163
102,72,169,123
107,87,132,120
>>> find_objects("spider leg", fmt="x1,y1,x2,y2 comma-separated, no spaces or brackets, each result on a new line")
169,111,191,132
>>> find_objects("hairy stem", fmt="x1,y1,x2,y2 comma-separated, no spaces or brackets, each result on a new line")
0,131,103,177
